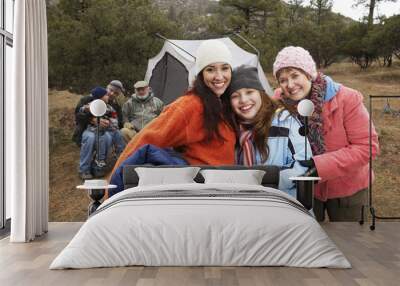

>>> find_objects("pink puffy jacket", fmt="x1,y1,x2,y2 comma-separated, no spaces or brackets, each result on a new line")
274,85,379,201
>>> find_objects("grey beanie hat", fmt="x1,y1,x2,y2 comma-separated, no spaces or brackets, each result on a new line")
227,65,264,95
109,80,125,92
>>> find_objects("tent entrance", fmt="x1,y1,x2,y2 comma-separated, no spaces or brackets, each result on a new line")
149,52,189,104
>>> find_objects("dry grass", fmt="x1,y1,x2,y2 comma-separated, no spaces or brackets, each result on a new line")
49,90,90,221
369,113,400,218
49,61,400,221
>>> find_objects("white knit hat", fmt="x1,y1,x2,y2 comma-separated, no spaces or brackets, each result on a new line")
195,39,233,75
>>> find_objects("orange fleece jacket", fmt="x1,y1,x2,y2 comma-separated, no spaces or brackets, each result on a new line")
111,93,236,174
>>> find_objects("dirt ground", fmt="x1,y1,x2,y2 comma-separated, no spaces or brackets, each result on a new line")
49,61,400,222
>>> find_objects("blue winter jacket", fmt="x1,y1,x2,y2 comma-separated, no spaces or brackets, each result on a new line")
109,144,188,197
254,110,312,198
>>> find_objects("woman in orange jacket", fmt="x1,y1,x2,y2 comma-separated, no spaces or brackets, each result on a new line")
111,39,236,175
272,46,379,222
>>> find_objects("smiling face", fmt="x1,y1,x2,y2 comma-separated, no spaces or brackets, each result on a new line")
106,85,120,100
277,67,312,101
202,62,232,97
230,88,262,122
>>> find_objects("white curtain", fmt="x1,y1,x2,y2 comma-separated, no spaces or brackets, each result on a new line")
8,0,49,242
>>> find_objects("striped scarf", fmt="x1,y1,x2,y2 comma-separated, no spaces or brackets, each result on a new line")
281,72,326,155
237,124,256,166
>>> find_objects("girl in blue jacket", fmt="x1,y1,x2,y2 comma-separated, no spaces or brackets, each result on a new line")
223,65,311,198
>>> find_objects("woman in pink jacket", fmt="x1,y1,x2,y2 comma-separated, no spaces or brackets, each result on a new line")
272,46,379,222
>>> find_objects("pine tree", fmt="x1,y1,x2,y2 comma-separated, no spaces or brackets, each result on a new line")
353,0,398,27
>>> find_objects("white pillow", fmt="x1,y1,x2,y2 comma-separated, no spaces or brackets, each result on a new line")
200,169,266,185
135,167,201,186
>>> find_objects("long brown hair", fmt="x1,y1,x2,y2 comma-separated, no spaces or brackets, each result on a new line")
191,73,233,143
251,91,281,162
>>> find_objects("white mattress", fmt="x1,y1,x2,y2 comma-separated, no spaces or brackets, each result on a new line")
50,183,351,269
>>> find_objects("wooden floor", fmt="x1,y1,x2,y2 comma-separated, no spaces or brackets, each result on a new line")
0,222,399,286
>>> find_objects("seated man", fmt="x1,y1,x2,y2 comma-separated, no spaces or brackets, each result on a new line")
75,87,125,179
106,80,126,129
120,80,164,143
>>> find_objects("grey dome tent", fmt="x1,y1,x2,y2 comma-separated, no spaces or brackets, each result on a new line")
144,37,273,104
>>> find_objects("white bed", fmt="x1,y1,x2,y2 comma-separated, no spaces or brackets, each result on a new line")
50,183,351,269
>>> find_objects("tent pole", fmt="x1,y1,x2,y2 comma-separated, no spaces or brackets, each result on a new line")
155,33,196,60
233,32,260,60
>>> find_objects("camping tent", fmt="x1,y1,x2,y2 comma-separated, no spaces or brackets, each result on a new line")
145,37,274,104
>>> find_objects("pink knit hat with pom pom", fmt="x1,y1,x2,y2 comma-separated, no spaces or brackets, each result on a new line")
273,46,317,80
